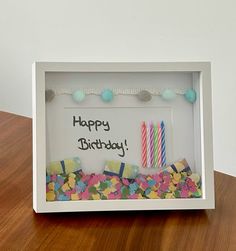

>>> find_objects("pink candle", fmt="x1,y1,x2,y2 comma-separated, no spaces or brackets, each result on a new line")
146,123,151,168
141,122,147,168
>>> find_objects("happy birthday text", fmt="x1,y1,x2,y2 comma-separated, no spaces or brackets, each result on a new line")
73,115,128,157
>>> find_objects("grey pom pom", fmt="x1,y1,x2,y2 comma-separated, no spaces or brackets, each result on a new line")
137,90,152,102
45,89,55,102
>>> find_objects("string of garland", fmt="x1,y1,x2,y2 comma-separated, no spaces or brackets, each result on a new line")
45,88,197,104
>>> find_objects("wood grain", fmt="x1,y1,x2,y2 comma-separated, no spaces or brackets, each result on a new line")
0,111,236,251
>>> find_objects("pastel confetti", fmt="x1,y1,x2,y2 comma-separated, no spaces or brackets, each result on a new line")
46,159,202,202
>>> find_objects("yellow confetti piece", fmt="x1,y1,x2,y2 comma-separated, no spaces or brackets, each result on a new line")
69,173,76,178
189,173,200,184
111,177,119,185
71,193,79,200
68,177,75,189
166,166,174,173
169,183,176,192
165,193,175,199
61,182,70,192
173,173,181,182
48,182,55,191
46,191,55,201
102,188,111,197
147,191,159,199
151,185,158,191
110,186,117,192
137,193,144,199
92,193,101,200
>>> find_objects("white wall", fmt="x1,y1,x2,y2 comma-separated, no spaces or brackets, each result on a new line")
0,0,235,177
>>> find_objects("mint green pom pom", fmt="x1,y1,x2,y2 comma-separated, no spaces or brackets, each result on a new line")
161,89,176,101
72,90,85,103
101,89,113,102
184,89,197,103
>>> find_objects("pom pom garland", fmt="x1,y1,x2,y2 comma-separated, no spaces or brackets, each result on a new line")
101,89,114,102
45,88,197,104
72,90,85,103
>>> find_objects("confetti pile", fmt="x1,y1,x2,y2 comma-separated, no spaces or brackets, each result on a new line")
46,169,201,201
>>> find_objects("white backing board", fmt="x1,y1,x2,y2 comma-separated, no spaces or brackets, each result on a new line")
45,72,197,175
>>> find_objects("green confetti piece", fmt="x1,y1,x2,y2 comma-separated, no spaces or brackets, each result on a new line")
192,190,202,198
101,195,108,200
105,180,112,187
100,182,108,190
88,186,97,194
121,187,129,198
174,190,181,198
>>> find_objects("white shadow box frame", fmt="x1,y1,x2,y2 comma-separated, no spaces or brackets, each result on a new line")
32,62,215,213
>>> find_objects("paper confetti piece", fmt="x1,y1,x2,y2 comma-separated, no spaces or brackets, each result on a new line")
46,191,55,201
71,193,79,200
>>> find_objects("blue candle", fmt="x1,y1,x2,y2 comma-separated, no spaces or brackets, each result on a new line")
161,121,166,167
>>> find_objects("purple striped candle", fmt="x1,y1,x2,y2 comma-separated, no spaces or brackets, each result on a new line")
157,122,162,168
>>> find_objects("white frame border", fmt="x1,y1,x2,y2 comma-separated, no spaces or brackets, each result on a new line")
32,62,215,212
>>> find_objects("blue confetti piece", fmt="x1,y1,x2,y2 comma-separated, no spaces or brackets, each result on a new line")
148,180,156,187
46,176,51,183
77,181,86,192
145,188,152,196
57,194,69,201
54,182,60,191
57,175,65,183
129,189,135,195
129,182,139,192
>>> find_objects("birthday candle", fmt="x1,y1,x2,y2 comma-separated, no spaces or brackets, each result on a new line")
154,124,158,168
157,122,162,168
146,122,151,168
150,122,154,168
141,122,147,168
161,121,166,167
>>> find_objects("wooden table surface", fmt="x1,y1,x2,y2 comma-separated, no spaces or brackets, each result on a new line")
0,111,236,251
